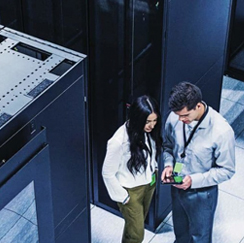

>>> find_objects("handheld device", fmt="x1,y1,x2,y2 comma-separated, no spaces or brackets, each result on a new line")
161,175,183,185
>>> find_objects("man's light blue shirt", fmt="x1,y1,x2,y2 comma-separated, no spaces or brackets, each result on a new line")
163,106,235,188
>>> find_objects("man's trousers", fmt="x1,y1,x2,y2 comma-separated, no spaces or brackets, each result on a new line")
172,185,218,243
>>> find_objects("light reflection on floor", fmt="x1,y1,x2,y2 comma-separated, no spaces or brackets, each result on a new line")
0,182,39,243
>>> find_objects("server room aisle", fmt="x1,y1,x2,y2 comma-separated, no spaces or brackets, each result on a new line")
91,76,244,243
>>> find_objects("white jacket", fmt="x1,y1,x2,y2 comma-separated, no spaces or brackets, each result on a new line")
102,123,157,203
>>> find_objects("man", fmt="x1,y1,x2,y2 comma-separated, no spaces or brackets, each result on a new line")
161,81,235,243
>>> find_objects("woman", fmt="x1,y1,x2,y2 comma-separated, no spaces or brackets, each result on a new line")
102,95,163,243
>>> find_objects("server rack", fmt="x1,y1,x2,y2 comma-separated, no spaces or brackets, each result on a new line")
225,0,244,81
0,27,90,242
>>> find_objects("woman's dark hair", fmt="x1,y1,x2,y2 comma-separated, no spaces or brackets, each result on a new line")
169,81,202,112
126,95,163,175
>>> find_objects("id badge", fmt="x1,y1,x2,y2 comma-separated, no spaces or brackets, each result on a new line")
150,172,156,186
173,162,184,174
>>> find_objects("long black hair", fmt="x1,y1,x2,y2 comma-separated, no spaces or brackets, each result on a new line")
126,95,163,175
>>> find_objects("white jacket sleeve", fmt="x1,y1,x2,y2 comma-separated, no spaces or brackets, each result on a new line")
102,138,129,203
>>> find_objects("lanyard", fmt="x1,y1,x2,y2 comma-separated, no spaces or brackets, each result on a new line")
181,105,209,158
146,133,153,172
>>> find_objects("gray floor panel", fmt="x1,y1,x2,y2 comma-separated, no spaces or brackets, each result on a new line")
219,146,244,199
213,190,244,243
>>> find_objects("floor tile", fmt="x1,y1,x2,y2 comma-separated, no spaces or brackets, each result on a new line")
219,98,244,137
221,76,244,105
91,205,156,243
0,211,39,243
150,223,175,243
213,190,244,243
5,182,35,218
90,204,95,210
91,206,123,243
236,130,244,149
219,146,244,199
221,76,240,100
143,230,156,243
162,211,173,227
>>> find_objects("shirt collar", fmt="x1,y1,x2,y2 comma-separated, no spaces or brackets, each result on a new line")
188,102,210,129
197,102,210,129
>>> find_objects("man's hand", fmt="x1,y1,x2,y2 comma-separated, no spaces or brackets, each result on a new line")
174,175,192,190
161,166,173,181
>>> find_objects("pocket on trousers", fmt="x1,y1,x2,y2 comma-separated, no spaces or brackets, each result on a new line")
197,189,216,211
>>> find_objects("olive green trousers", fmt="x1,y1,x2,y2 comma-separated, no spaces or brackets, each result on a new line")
117,181,156,243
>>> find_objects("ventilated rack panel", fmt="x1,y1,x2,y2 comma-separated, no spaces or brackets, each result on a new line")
0,27,85,128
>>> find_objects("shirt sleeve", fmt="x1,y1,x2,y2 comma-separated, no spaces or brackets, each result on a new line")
102,138,129,203
191,128,236,188
162,114,175,168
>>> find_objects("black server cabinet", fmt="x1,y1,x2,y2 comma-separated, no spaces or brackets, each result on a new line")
89,0,233,232
225,0,244,81
161,0,233,118
0,128,54,242
0,0,88,54
0,27,90,242
88,0,168,231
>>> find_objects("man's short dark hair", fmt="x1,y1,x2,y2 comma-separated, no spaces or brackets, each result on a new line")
168,81,202,112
